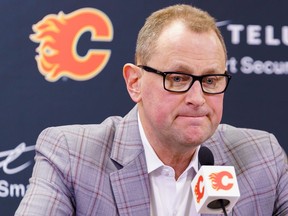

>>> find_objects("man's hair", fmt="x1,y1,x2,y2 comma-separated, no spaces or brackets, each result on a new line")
135,4,227,64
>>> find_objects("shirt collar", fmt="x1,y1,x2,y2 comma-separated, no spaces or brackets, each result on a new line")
138,113,200,174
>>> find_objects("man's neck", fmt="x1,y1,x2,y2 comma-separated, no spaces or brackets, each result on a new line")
152,145,197,180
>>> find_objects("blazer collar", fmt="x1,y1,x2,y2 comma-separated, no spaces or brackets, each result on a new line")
110,106,228,166
110,105,143,166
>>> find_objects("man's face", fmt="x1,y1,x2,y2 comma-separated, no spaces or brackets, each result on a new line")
136,22,226,152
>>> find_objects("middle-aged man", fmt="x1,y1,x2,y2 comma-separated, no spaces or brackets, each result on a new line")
16,4,288,216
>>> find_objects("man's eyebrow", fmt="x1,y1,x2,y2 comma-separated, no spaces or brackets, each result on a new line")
167,65,223,74
199,65,225,74
165,65,192,72
202,69,223,74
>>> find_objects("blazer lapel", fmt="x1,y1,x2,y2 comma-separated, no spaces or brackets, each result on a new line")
110,151,150,216
110,106,150,216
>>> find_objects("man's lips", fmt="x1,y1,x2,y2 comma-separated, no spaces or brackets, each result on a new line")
177,115,206,120
176,112,208,124
176,114,207,121
177,111,208,118
178,114,206,118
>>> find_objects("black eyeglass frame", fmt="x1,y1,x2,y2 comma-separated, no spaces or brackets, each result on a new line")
138,65,232,94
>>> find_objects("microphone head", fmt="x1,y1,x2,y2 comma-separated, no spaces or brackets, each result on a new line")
199,146,214,166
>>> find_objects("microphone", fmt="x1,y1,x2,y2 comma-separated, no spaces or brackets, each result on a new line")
191,146,240,215
198,145,214,166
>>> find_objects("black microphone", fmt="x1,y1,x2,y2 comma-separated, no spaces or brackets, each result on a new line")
192,146,240,215
198,146,214,166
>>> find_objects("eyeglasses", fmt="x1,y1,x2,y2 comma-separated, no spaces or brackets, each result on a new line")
138,65,231,94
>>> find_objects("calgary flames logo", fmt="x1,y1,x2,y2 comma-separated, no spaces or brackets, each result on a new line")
194,175,205,203
30,8,113,82
209,171,234,191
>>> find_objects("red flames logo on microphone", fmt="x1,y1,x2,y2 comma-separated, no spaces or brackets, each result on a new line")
194,175,205,203
30,8,113,82
209,171,234,191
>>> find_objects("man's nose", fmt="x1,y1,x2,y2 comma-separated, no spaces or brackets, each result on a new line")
184,81,205,106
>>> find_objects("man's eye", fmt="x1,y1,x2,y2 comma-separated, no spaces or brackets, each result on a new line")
172,76,183,82
203,77,216,85
206,78,214,84
169,74,190,82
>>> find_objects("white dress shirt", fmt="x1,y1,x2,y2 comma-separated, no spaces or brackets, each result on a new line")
138,115,200,216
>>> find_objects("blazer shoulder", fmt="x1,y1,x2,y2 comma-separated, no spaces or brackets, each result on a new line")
215,124,285,166
217,123,278,147
36,115,124,159
40,115,123,140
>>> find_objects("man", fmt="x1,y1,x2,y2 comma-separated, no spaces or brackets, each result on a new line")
16,4,288,216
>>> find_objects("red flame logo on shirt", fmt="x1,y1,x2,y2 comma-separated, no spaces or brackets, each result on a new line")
30,8,113,82
209,171,234,191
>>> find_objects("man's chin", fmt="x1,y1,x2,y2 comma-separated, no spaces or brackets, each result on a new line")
183,130,211,145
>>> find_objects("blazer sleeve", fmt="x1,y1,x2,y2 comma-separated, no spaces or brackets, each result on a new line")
15,127,75,216
272,133,288,215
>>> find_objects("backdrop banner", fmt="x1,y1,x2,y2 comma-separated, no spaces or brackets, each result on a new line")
0,1,287,215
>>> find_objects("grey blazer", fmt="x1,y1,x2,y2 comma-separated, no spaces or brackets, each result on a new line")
15,106,288,216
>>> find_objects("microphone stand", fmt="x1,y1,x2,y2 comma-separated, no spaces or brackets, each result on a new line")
219,199,228,216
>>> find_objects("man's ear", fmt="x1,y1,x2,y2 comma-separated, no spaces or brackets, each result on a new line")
123,63,142,103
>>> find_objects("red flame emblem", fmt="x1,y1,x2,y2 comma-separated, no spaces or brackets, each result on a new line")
194,175,205,203
30,8,113,82
209,171,234,191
